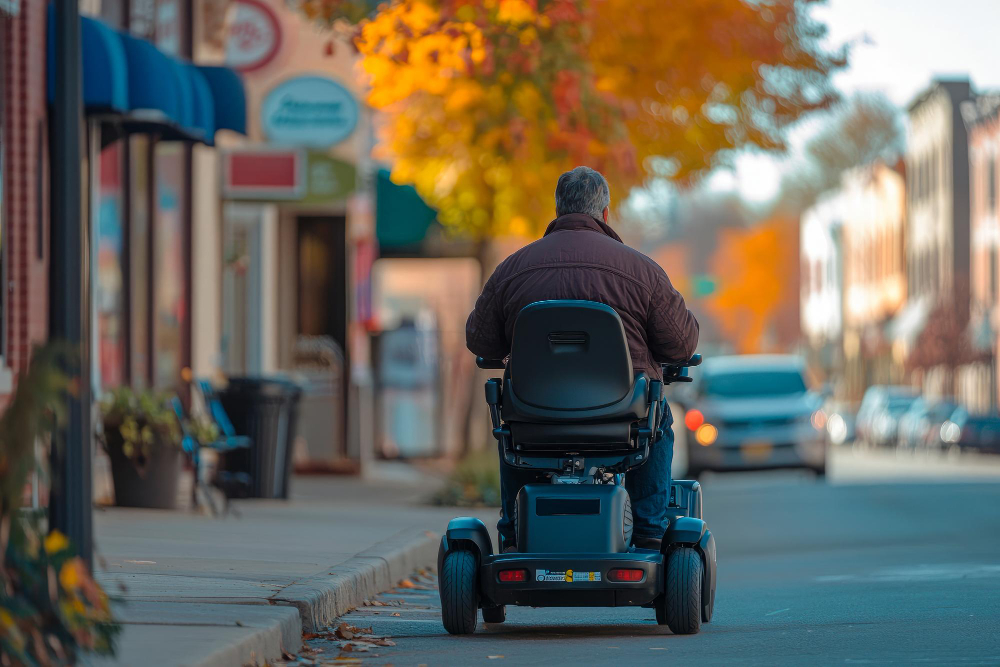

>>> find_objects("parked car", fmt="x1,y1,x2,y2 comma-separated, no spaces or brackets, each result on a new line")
855,386,919,448
938,407,1000,455
896,398,957,452
676,355,827,478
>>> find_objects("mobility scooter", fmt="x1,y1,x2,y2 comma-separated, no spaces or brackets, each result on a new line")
438,300,717,635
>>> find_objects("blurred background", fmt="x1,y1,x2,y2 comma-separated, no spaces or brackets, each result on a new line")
1,0,1000,500
5,0,1000,663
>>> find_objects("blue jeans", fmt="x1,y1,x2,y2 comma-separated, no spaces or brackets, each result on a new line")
497,404,674,547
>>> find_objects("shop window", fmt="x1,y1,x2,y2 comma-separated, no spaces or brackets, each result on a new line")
152,141,188,389
93,136,126,390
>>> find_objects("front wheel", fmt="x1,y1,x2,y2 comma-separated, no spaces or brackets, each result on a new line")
440,550,479,635
661,546,703,635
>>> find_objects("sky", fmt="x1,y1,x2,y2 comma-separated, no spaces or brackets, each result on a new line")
706,0,1000,205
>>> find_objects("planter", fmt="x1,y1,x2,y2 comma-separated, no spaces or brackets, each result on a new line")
104,429,184,509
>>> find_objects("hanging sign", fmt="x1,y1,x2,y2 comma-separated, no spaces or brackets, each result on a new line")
261,75,359,148
225,0,282,72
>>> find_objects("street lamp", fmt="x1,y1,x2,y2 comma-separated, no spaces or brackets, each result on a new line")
48,0,93,569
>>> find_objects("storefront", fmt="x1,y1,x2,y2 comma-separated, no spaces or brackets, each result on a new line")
67,0,246,393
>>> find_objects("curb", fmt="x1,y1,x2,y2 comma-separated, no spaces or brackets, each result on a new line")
270,527,440,633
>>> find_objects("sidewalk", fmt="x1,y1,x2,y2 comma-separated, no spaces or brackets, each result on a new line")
88,463,496,666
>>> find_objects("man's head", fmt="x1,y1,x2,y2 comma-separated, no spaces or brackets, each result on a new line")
555,166,611,223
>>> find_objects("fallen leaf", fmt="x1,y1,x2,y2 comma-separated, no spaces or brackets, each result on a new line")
488,656,504,659
341,644,354,652
335,623,355,640
391,612,401,617
372,638,396,647
235,620,244,627
397,579,416,589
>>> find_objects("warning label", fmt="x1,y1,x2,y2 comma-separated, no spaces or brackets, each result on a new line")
535,569,601,583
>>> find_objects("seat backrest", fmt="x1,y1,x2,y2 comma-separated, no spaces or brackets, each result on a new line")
509,300,633,410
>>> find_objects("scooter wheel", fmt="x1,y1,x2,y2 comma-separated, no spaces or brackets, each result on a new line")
440,549,479,635
482,604,506,624
663,546,703,635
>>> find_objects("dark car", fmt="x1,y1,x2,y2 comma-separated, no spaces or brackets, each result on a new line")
939,407,1000,455
677,355,827,477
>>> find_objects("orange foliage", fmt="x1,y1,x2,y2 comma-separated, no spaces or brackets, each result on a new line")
296,0,844,237
706,218,798,353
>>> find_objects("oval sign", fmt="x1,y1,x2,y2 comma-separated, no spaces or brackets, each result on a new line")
261,76,359,147
225,0,282,72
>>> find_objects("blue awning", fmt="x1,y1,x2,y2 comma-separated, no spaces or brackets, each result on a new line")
118,32,180,124
186,65,216,144
197,66,247,135
47,13,129,113
46,8,244,143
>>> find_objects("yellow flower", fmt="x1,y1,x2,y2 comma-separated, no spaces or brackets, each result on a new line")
45,531,70,555
60,560,82,591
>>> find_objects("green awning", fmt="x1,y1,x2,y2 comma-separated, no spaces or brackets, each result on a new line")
376,169,437,248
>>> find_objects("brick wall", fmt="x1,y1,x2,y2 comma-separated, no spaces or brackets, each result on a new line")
1,1,50,405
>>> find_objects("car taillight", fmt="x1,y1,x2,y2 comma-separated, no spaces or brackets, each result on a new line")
685,409,704,431
608,568,644,582
498,569,527,583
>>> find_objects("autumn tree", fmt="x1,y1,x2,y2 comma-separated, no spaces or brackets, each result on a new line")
780,91,904,211
298,0,846,237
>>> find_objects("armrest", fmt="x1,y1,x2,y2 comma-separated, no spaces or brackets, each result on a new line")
477,356,506,369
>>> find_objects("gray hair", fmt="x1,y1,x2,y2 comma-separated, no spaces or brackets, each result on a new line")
555,166,611,220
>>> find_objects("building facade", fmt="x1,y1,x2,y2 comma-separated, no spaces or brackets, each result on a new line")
906,80,974,305
0,0,50,406
961,94,1000,411
840,162,908,399
800,189,844,377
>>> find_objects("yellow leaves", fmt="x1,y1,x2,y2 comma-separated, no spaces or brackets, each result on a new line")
44,531,70,555
497,0,536,24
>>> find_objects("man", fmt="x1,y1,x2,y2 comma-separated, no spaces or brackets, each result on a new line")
466,166,699,550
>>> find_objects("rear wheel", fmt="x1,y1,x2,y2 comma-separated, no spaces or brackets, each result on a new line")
440,550,479,635
662,547,703,635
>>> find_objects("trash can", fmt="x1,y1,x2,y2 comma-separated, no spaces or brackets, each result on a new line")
219,377,303,499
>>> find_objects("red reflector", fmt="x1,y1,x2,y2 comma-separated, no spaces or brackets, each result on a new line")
608,568,644,582
498,569,527,583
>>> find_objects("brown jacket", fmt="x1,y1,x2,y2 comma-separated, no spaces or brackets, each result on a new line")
466,213,699,380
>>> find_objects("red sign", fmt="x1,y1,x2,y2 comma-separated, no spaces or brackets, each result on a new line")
222,149,305,199
225,0,282,72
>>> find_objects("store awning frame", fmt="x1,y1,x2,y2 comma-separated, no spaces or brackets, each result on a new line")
46,7,244,144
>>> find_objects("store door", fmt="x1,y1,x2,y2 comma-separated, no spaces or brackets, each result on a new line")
296,216,347,352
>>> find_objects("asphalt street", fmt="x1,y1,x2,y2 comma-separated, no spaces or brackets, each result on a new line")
293,449,1000,666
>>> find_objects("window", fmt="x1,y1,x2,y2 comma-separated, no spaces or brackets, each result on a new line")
991,251,998,302
989,157,997,214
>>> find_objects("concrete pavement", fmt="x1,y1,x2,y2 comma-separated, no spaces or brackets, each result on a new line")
88,464,493,667
298,447,1000,666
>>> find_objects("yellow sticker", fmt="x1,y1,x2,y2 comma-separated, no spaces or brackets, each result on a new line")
565,569,574,582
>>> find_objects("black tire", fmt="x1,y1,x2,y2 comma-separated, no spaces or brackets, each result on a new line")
664,547,703,635
623,493,634,547
440,550,479,635
482,605,506,624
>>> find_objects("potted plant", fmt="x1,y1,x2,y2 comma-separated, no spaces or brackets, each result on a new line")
100,388,184,509
1,344,120,662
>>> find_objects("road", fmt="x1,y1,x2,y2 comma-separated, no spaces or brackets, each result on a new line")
290,448,1000,666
